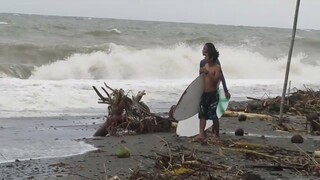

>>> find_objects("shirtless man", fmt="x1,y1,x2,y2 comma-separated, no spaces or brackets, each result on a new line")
198,42,221,141
200,43,230,99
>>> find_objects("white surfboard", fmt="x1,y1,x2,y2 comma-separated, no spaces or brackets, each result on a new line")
173,76,204,121
176,114,213,137
176,88,229,137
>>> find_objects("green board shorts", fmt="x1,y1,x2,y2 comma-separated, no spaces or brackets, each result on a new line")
198,90,219,121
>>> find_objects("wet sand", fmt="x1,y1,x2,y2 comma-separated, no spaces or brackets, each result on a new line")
1,115,320,180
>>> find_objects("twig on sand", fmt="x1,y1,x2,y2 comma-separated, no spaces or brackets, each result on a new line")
294,144,319,166
104,163,107,179
73,174,95,180
154,135,173,169
221,147,279,160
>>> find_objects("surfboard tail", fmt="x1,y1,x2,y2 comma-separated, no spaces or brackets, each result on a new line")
217,89,229,118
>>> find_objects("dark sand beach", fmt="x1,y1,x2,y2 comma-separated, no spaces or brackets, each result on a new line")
1,114,320,180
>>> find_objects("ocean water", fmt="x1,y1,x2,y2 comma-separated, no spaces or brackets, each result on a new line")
0,13,320,163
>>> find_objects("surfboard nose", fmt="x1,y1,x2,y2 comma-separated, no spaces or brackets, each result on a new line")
169,105,176,120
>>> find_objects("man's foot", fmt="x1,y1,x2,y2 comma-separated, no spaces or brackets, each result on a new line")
191,135,206,142
208,136,220,144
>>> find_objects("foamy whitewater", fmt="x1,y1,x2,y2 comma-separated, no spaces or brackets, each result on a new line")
0,13,320,163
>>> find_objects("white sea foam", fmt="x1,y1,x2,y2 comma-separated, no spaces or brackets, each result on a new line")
29,43,319,81
0,140,96,164
1,77,319,118
107,28,121,34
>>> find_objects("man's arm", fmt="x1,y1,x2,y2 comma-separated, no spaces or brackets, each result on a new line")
220,70,228,92
215,59,230,99
220,69,231,99
215,59,228,92
199,67,207,74
199,59,206,75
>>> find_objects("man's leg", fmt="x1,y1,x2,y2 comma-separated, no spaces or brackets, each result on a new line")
211,123,215,135
213,119,220,140
208,91,219,141
199,117,207,139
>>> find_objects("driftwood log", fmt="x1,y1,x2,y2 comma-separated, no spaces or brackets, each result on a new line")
92,83,172,136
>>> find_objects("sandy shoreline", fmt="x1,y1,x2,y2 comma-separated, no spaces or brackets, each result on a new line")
1,115,319,180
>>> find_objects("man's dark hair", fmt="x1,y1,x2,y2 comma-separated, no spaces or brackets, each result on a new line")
205,42,219,62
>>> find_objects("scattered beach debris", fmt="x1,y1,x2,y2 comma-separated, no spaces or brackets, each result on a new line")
109,176,121,180
90,85,320,179
116,147,131,158
128,139,320,179
129,145,246,179
291,134,304,144
238,114,247,121
235,128,244,136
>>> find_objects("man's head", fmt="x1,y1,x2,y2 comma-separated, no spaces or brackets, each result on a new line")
203,42,219,63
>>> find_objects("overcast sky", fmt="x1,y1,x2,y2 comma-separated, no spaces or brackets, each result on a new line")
0,0,319,30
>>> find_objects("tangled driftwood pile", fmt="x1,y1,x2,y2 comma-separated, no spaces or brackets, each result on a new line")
236,88,320,116
226,88,320,133
128,139,320,179
92,83,172,137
